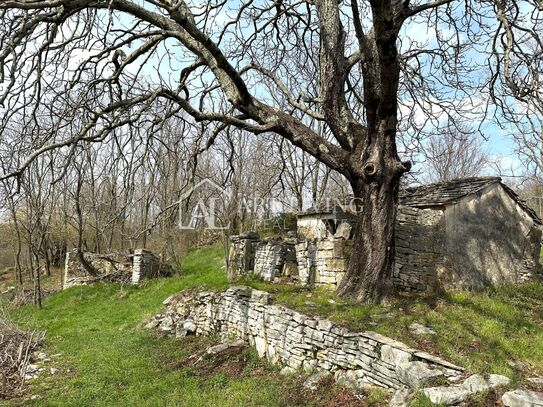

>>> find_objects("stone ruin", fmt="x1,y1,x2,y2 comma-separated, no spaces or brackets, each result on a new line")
228,232,298,282
63,248,173,289
229,177,543,293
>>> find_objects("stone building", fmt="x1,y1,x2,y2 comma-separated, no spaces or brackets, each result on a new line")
296,177,542,292
63,248,173,289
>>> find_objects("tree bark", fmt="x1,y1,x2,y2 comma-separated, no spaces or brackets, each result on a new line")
336,175,400,302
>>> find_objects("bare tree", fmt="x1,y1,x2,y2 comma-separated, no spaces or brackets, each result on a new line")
0,0,541,301
422,124,490,183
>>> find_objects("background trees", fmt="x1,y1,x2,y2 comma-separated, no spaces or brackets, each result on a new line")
0,0,541,301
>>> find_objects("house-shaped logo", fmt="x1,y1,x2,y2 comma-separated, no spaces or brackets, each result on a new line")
177,178,231,230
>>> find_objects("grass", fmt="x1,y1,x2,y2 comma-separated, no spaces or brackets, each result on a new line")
3,245,543,406
2,247,385,406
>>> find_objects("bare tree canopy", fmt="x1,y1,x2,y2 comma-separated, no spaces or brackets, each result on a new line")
422,124,490,183
0,0,542,302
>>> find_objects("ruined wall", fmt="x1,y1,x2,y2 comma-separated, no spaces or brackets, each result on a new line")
131,249,173,284
228,233,298,282
296,239,353,288
63,249,132,288
150,287,463,390
253,238,297,281
64,249,172,289
228,232,260,279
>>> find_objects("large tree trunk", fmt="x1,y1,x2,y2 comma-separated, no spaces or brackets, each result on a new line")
336,175,400,303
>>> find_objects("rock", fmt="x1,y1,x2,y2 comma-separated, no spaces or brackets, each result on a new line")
280,366,296,375
422,374,511,405
396,361,444,388
206,339,246,356
37,352,47,361
502,389,543,406
26,364,40,372
50,367,58,375
389,387,412,407
528,377,543,385
422,384,472,405
334,370,359,390
304,371,331,391
488,374,511,388
408,323,436,335
144,319,160,329
334,222,352,239
182,319,196,333
381,345,412,367
254,336,267,357
158,316,174,332
175,326,188,338
162,295,175,305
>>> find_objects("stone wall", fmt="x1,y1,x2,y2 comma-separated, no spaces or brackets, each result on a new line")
63,249,172,289
253,238,297,281
393,206,445,292
131,249,173,284
150,286,463,391
228,233,298,282
296,239,353,288
228,232,260,279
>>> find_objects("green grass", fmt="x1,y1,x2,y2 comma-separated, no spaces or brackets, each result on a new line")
4,247,386,406
4,245,543,406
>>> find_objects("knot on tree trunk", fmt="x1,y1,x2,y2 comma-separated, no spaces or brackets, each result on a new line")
363,162,377,177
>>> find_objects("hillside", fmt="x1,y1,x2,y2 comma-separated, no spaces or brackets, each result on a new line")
2,246,543,406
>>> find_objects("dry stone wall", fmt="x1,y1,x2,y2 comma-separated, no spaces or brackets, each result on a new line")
393,206,446,292
295,239,353,288
149,286,464,391
253,238,297,281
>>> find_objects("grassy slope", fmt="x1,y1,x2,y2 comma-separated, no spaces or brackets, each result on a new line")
3,245,543,406
4,247,283,407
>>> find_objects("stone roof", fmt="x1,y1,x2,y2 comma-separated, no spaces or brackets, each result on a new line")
399,177,501,207
402,177,542,224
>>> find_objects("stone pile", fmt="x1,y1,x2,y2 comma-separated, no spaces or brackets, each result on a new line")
147,286,465,392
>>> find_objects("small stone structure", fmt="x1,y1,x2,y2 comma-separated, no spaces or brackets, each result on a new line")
63,248,173,289
149,286,464,391
297,177,543,292
296,239,353,286
229,233,298,282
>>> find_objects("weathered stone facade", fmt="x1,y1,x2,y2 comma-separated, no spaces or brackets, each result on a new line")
229,233,297,282
297,178,543,292
295,238,353,287
149,286,464,391
63,249,172,289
